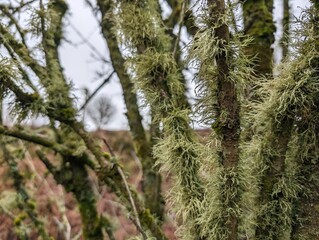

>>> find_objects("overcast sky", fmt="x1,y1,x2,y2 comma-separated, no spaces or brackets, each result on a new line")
58,0,311,130
59,1,127,130
0,0,311,130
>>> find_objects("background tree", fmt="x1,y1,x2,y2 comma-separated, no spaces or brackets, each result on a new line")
86,95,114,130
281,0,290,58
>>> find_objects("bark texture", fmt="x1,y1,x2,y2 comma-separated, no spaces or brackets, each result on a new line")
208,1,240,239
281,0,290,58
242,0,276,76
96,0,164,219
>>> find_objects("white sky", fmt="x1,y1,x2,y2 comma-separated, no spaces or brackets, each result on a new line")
59,1,127,130
59,0,310,130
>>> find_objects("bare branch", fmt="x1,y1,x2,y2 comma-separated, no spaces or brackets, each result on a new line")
103,138,147,240
69,22,109,63
79,71,115,111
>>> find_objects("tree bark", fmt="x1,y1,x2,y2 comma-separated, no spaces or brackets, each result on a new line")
208,1,240,239
96,0,164,219
281,0,290,58
291,4,319,238
256,118,293,239
242,0,276,76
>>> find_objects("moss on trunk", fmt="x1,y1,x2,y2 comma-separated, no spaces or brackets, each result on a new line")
55,159,104,240
291,4,319,238
96,0,164,219
242,0,276,76
281,0,290,58
256,118,293,239
292,162,319,239
207,1,240,239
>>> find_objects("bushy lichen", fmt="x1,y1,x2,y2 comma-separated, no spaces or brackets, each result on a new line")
240,5,319,239
113,0,205,238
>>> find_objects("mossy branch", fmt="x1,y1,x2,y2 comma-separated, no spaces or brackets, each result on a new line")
97,0,164,218
1,142,51,240
114,0,204,237
0,24,47,80
0,5,27,46
2,42,38,92
0,125,58,149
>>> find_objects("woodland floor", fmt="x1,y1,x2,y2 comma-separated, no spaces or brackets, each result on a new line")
0,129,211,240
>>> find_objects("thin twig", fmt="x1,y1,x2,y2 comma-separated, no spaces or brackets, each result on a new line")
79,71,115,111
2,41,38,92
0,5,27,46
130,151,143,188
69,22,109,63
102,138,147,240
0,0,36,13
129,215,148,240
173,1,186,59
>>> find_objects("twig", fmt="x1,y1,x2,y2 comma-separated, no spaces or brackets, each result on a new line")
79,71,115,111
69,22,109,63
173,1,186,59
83,0,101,24
103,138,115,156
102,138,147,240
2,41,38,92
130,150,143,188
0,0,36,13
0,5,27,46
129,215,148,240
72,230,83,240
0,23,47,80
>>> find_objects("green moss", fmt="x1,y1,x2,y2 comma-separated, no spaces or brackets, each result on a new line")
242,0,276,75
53,159,104,240
139,208,166,240
13,213,27,226
26,199,36,210
102,151,111,160
115,0,205,237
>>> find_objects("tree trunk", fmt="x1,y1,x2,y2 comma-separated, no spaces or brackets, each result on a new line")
242,0,276,76
55,159,104,240
96,0,164,219
291,4,319,238
292,160,319,239
256,118,293,239
281,0,290,58
208,1,240,239
0,91,2,125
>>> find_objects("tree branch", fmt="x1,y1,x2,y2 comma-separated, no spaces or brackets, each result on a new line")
79,71,115,111
0,125,71,156
0,24,47,80
103,138,149,240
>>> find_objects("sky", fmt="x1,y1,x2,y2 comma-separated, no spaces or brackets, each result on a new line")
59,1,128,130
0,0,312,130
59,0,311,130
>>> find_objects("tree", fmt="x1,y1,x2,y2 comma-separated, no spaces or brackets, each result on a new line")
0,0,319,239
86,95,114,130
